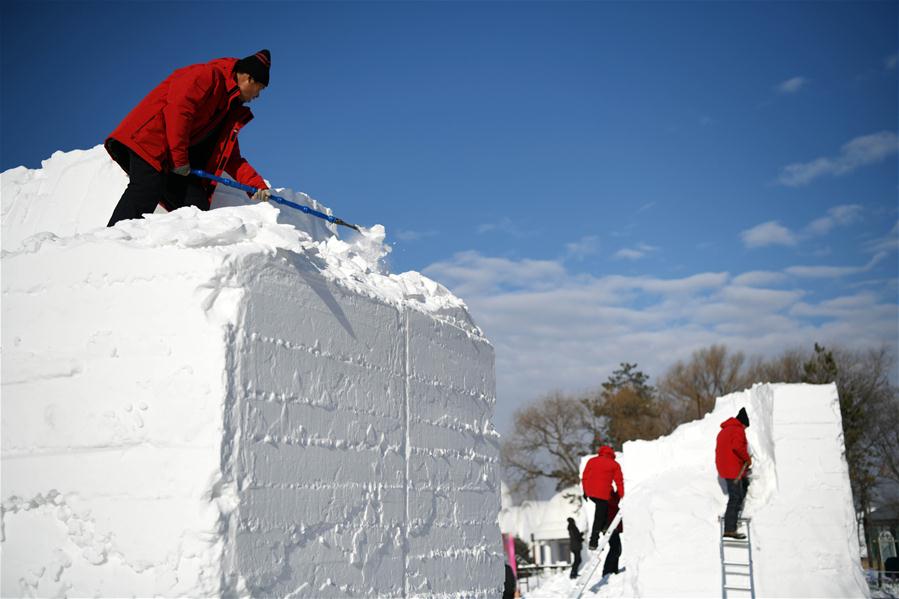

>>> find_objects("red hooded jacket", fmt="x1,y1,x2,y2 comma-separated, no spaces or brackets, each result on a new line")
582,445,624,500
106,57,266,202
715,417,751,479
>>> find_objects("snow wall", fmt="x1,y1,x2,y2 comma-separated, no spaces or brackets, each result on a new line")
530,383,868,598
1,147,503,597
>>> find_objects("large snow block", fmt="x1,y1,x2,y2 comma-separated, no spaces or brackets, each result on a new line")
2,199,502,596
552,383,867,598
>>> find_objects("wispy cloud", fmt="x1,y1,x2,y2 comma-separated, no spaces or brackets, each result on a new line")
476,217,526,237
741,221,798,248
394,229,437,242
565,235,600,260
785,251,887,278
804,204,863,235
424,250,567,296
742,204,864,249
863,221,899,254
775,76,808,94
731,271,788,287
423,251,898,434
613,243,658,260
777,130,899,187
886,53,898,70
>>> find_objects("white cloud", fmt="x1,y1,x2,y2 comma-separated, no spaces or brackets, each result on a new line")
777,131,899,187
476,217,526,236
394,229,437,242
613,243,658,260
743,204,865,250
804,204,863,235
862,221,899,255
785,252,887,278
565,235,599,260
423,251,898,435
731,271,788,287
886,54,898,70
423,250,567,296
775,76,808,94
741,221,798,248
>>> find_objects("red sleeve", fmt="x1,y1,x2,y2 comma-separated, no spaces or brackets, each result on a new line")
732,429,750,464
614,463,624,498
163,66,215,169
225,138,267,191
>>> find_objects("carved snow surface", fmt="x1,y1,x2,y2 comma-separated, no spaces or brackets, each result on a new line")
529,383,868,598
1,148,502,597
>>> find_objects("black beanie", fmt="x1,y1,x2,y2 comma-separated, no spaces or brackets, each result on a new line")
736,407,749,428
235,49,271,86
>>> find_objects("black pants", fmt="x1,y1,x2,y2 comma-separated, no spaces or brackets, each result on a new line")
570,546,582,578
602,530,621,575
106,139,210,226
589,497,609,547
724,478,746,532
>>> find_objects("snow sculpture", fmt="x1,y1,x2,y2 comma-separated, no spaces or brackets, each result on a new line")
528,383,869,597
1,147,502,597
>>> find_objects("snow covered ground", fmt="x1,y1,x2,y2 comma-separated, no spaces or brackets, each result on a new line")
1,147,502,597
527,383,868,598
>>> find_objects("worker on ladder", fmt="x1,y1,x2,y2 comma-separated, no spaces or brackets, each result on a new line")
716,407,752,539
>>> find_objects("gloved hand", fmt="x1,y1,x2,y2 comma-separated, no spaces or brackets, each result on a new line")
252,188,272,202
172,164,191,176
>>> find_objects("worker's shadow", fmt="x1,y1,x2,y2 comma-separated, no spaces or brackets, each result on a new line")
286,251,357,341
588,567,627,593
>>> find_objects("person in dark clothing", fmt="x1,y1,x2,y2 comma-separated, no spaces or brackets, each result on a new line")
716,407,752,539
105,50,272,226
503,563,516,598
567,517,583,578
602,490,624,576
582,445,625,550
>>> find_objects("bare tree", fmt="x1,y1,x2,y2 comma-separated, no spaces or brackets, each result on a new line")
501,392,593,498
658,344,746,422
744,348,807,384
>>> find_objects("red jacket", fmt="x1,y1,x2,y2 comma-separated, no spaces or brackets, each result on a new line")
715,418,751,479
107,57,266,202
582,445,624,500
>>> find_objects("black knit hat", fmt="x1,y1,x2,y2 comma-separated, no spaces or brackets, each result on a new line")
736,407,750,428
235,49,271,86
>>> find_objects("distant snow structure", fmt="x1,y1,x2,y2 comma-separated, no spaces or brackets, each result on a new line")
530,383,869,598
1,148,502,597
499,483,584,567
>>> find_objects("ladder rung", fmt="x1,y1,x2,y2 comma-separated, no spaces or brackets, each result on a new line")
723,562,750,566
724,586,752,590
724,571,751,576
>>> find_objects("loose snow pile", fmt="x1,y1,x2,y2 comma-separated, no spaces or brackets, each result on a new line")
527,383,868,598
1,147,502,597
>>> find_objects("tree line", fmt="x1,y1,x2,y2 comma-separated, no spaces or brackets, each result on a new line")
501,343,899,551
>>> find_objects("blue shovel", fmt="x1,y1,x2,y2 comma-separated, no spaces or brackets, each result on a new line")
191,169,360,232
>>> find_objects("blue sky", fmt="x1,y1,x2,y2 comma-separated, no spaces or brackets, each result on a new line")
2,1,897,435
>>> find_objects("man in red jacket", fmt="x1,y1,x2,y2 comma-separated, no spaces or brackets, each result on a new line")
582,444,624,551
716,407,751,539
105,50,272,226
